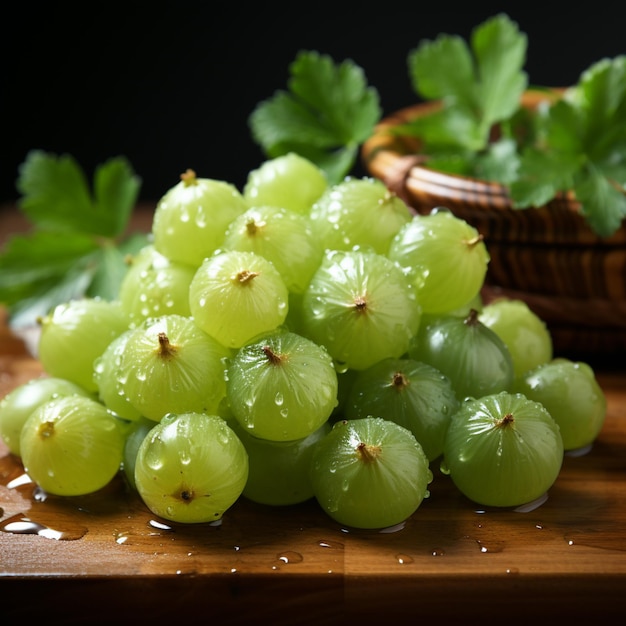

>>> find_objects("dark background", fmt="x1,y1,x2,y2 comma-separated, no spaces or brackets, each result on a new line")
2,3,623,206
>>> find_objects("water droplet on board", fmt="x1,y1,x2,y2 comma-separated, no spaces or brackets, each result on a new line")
0,513,87,540
149,519,173,531
474,538,505,553
32,487,47,502
395,553,414,564
276,550,303,564
7,473,33,489
564,527,626,552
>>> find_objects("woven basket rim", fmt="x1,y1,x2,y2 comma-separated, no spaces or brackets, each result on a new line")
361,93,626,246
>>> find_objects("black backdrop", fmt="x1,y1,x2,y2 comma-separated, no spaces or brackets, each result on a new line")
2,3,623,206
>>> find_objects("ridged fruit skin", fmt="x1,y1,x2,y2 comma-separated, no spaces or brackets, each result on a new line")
443,392,564,507
310,417,432,529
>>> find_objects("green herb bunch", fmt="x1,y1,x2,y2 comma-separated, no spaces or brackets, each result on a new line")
250,13,626,238
0,152,148,328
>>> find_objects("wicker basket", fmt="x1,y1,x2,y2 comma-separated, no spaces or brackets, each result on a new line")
361,93,626,360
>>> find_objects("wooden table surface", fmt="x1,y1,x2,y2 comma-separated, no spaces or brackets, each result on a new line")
1,206,626,623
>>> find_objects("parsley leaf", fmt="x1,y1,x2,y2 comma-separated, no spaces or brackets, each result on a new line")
0,151,147,329
512,56,626,236
17,151,140,237
249,50,382,184
404,13,528,154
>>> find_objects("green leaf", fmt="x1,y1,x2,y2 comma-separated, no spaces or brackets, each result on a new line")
16,151,93,232
408,36,475,104
0,231,149,328
7,262,97,329
510,147,579,208
509,57,626,235
93,158,143,237
1,151,148,328
475,138,520,183
0,231,98,306
249,51,381,184
471,13,528,125
407,13,527,148
573,165,626,238
250,92,340,151
16,150,141,237
542,99,588,156
574,56,626,146
397,107,485,151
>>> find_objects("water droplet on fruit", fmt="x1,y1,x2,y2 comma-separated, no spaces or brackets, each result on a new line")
145,440,165,470
195,210,207,228
216,430,230,445
274,392,284,406
334,361,349,374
